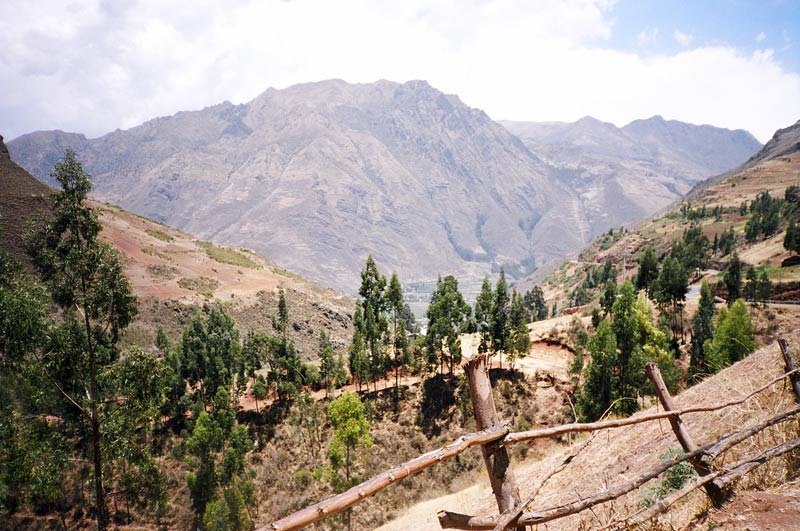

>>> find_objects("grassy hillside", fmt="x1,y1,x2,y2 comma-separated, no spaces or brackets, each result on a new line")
535,151,800,313
92,200,354,358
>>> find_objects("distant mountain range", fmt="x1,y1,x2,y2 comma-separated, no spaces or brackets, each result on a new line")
7,79,761,293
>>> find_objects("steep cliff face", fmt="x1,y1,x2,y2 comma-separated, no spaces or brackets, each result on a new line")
8,81,761,293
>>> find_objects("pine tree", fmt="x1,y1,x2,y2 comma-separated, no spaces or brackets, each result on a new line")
785,220,800,255
474,277,494,354
723,252,743,306
26,149,162,529
689,281,715,381
386,272,407,392
507,290,531,370
635,245,659,294
491,268,510,365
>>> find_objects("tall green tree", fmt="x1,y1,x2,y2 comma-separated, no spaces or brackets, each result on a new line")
180,307,243,407
523,285,548,321
653,255,689,344
723,252,743,306
635,245,659,294
327,393,372,531
785,220,800,255
705,299,756,370
506,290,531,370
474,277,494,354
427,275,471,374
600,280,617,316
27,151,133,527
26,149,156,529
689,281,715,381
318,330,346,397
386,272,408,392
356,256,387,389
491,268,510,366
185,388,252,527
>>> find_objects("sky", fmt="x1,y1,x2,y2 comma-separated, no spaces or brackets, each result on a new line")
1,0,798,143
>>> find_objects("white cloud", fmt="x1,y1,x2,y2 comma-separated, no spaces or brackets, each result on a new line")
674,29,694,47
637,27,659,47
756,31,766,43
0,0,798,144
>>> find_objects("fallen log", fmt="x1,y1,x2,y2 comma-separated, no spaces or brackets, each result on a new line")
438,404,800,529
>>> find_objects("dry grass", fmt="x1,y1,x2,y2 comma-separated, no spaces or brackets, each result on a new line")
378,329,800,531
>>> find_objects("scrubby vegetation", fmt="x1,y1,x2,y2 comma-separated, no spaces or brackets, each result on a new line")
198,241,261,270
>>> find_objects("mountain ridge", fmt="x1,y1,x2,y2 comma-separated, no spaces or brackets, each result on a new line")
8,79,761,294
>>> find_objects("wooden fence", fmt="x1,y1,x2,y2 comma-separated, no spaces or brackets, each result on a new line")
260,339,800,531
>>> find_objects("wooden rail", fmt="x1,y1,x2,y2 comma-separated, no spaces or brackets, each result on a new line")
263,339,800,531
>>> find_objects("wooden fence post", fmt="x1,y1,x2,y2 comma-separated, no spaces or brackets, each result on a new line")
645,363,724,505
464,355,525,530
778,338,800,403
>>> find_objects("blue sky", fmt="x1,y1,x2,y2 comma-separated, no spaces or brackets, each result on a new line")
607,0,799,72
1,0,798,143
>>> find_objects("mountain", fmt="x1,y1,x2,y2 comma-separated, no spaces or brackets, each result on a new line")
8,80,761,294
522,118,800,307
0,135,354,358
738,118,800,170
501,116,761,258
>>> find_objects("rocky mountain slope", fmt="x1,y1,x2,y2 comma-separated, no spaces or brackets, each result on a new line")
0,136,354,358
737,118,800,170
517,118,799,311
501,116,761,243
8,80,760,294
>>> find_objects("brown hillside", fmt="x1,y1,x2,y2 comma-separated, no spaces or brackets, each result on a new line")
95,200,355,357
0,140,354,358
378,331,800,530
0,134,50,263
533,151,800,311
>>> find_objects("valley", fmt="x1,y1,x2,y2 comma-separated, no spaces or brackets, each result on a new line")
8,80,760,299
1,76,798,531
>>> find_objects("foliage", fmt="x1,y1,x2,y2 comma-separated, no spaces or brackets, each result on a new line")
491,268,510,354
427,275,471,374
22,149,170,529
577,282,678,420
523,285,548,322
474,277,494,354
197,240,260,269
180,307,244,405
744,191,781,242
652,255,688,344
640,449,697,508
185,388,252,521
354,255,388,388
689,282,715,381
785,220,800,254
318,330,346,396
635,245,659,294
723,252,743,305
327,393,372,486
705,299,756,371
506,290,531,370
